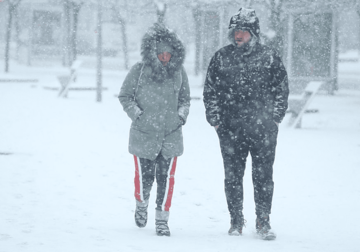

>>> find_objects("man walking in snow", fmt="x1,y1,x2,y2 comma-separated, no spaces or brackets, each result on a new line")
119,23,190,236
203,8,289,240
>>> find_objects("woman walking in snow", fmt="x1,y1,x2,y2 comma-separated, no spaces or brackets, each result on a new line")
118,23,190,236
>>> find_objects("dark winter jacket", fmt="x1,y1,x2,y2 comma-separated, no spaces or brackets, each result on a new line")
119,24,190,161
203,42,289,129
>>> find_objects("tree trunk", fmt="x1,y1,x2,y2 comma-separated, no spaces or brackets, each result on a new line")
266,0,284,57
5,4,15,72
245,0,254,8
96,0,103,102
71,2,83,63
156,3,167,24
357,10,360,59
113,2,129,70
120,18,129,70
63,0,71,67
27,2,33,66
4,0,22,72
14,7,21,62
192,6,201,76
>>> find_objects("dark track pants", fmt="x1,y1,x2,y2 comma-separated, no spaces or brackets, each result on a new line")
134,154,177,211
216,123,278,218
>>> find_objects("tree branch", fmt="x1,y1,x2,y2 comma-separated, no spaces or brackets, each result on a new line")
263,0,271,8
112,3,125,24
246,0,255,8
8,0,22,7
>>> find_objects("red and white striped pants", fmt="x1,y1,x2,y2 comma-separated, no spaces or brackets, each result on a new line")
134,154,177,211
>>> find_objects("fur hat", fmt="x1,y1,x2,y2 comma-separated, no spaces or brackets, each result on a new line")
156,41,173,54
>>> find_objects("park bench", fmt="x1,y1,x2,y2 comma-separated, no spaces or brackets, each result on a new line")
49,60,107,98
57,60,83,98
287,81,323,128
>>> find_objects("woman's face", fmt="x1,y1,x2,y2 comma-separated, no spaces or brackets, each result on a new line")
157,52,172,66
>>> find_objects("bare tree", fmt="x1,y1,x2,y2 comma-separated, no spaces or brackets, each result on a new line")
97,0,103,102
70,1,84,63
357,0,360,58
244,0,255,7
4,0,22,73
154,0,167,24
14,5,21,62
263,0,285,56
63,0,72,66
61,0,83,66
112,0,129,70
191,2,202,75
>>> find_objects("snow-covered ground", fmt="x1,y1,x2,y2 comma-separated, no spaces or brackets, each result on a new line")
1,58,360,252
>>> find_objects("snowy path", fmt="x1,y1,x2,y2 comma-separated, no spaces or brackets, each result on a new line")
1,75,360,252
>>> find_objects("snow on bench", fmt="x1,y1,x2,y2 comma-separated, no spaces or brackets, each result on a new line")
287,81,323,128
57,60,83,98
43,60,107,97
0,79,38,83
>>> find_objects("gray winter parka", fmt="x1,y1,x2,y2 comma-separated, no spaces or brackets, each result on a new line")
118,24,190,161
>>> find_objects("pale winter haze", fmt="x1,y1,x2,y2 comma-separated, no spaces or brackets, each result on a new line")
1,58,360,252
1,0,360,251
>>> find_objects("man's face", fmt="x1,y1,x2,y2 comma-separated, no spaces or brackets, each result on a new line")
157,52,172,66
234,30,251,47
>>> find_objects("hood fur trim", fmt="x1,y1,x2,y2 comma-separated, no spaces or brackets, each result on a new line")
141,23,186,82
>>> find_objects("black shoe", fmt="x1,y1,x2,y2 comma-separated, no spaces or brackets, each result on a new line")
135,205,148,228
155,220,171,236
256,216,276,240
228,215,246,236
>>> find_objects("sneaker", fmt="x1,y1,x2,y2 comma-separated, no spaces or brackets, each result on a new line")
135,205,148,228
155,220,171,236
256,216,276,240
228,215,245,236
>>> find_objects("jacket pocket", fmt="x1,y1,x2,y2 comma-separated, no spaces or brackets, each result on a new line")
129,127,159,159
165,124,181,137
131,111,158,133
130,124,149,135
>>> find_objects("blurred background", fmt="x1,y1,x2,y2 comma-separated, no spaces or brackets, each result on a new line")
1,2,360,250
1,0,360,96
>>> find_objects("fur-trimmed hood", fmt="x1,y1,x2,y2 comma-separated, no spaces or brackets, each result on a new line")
140,23,186,82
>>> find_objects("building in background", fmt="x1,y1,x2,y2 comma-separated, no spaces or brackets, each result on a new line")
0,0,359,78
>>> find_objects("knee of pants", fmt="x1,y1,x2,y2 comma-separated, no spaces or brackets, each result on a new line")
255,180,274,192
253,165,273,179
156,174,169,184
225,164,245,179
264,180,274,191
143,174,155,186
224,177,242,186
